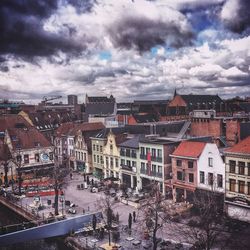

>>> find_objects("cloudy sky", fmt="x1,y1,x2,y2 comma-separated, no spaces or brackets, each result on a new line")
0,0,250,103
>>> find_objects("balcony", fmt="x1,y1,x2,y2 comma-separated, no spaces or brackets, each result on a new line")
140,154,147,160
140,169,163,178
131,153,137,158
151,156,163,163
121,164,133,172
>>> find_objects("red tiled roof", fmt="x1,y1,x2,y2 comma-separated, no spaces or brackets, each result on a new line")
171,141,206,158
225,136,250,154
56,122,105,137
7,127,52,150
0,115,32,131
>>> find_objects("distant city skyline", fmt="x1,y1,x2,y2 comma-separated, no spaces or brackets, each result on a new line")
0,0,250,103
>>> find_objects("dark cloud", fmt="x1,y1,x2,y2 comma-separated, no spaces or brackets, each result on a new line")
222,0,250,33
108,16,194,52
0,0,84,60
67,0,96,13
74,68,130,85
0,66,9,72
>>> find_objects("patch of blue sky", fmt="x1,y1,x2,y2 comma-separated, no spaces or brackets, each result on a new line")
99,51,112,60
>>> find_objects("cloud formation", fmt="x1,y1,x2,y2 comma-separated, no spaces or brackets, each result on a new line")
0,0,249,102
221,0,250,33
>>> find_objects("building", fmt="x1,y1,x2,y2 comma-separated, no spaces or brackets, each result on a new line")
224,136,250,222
73,124,104,173
4,127,54,179
67,95,78,105
139,137,180,196
85,95,117,127
171,141,224,202
190,110,250,147
119,135,143,190
167,92,224,117
102,131,128,179
54,122,104,171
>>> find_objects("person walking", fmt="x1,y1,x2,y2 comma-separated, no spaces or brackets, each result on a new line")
133,211,136,222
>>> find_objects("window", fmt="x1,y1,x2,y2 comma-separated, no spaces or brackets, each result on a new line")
146,148,150,154
152,148,156,157
248,163,250,176
121,159,125,165
96,145,99,151
208,157,213,167
200,171,205,184
24,154,29,164
229,179,236,192
238,181,245,194
131,150,136,158
132,161,136,167
158,166,162,173
35,153,40,162
110,145,113,151
100,155,103,164
106,157,109,167
152,164,157,173
141,162,145,171
16,155,22,163
93,144,96,151
126,160,131,167
100,146,103,152
110,157,113,167
189,173,194,183
97,155,99,163
81,152,83,160
115,158,119,168
141,147,145,155
238,161,245,175
248,182,250,195
93,154,96,163
188,161,193,168
229,160,236,173
208,173,214,186
177,171,184,181
217,174,223,188
177,159,182,167
49,152,53,160
157,149,162,158
84,153,87,162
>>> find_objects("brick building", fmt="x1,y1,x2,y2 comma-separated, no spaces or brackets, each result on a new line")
224,137,250,222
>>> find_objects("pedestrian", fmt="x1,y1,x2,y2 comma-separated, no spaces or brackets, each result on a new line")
87,176,90,185
128,213,132,230
70,173,73,180
83,173,86,181
133,211,136,222
91,178,94,186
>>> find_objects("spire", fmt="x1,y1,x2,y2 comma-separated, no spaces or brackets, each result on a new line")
174,88,178,97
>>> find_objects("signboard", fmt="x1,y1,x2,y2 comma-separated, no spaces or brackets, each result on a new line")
41,153,49,162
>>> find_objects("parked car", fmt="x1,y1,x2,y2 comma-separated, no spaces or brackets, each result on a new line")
68,208,77,214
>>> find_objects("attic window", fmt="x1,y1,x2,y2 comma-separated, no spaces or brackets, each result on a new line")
35,142,41,147
11,135,17,141
35,117,39,122
48,115,51,118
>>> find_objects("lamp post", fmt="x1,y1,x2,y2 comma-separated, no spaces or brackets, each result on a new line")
16,150,22,196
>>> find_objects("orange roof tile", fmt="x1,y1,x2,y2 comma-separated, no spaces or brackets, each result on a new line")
172,141,206,158
225,136,250,154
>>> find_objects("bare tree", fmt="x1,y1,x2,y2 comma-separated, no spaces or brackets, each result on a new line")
139,182,171,250
97,194,117,246
174,189,225,250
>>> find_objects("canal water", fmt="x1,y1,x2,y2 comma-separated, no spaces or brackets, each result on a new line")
0,203,71,250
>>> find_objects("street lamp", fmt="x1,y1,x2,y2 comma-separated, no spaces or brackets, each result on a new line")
16,150,22,196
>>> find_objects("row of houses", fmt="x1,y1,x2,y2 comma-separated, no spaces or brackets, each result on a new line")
53,119,250,222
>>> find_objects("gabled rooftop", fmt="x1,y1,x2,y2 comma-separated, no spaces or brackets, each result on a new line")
171,141,206,158
225,136,250,155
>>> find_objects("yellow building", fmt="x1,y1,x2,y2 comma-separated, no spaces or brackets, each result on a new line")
225,136,250,222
